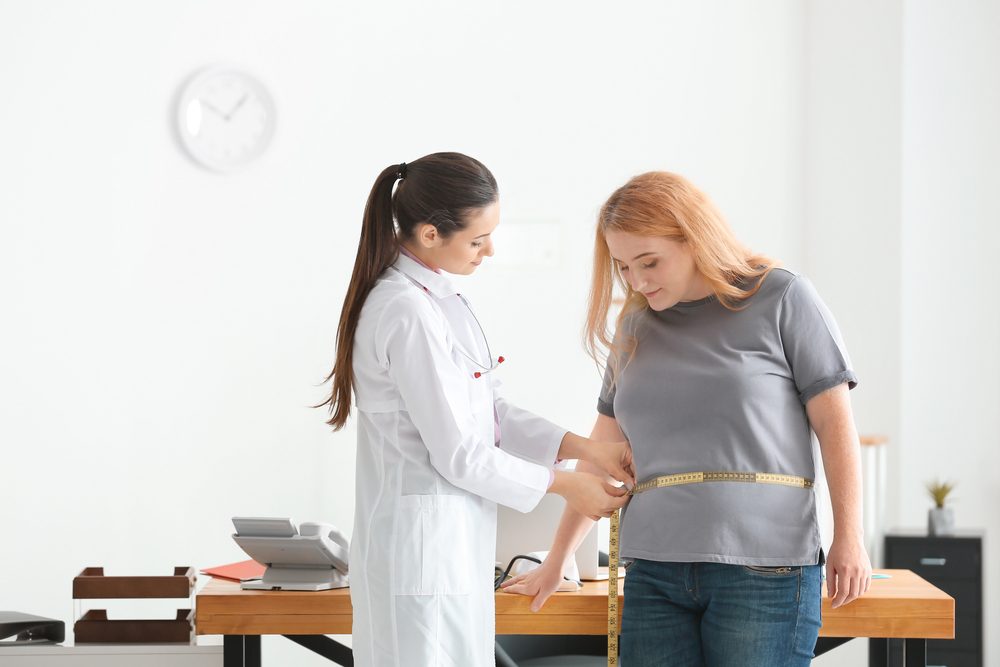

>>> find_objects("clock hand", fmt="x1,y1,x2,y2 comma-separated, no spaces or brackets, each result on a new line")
224,93,250,120
200,100,229,118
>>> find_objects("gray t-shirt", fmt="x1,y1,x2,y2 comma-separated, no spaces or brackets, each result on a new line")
598,268,857,566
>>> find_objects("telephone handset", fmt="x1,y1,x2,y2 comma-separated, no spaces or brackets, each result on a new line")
298,521,350,574
231,517,350,591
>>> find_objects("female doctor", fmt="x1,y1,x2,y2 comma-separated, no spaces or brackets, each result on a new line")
320,152,634,667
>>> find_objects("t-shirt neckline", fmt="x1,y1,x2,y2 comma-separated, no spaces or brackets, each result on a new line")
669,293,717,309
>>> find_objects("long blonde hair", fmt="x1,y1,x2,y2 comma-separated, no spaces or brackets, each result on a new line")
585,171,777,382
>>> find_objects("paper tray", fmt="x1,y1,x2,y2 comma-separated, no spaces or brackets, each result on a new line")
72,567,194,599
73,609,194,644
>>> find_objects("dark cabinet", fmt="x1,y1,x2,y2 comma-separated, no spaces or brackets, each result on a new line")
872,530,983,667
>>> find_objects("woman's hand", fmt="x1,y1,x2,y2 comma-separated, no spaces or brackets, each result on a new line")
499,556,565,612
549,470,629,521
558,433,636,487
587,439,636,488
825,533,872,608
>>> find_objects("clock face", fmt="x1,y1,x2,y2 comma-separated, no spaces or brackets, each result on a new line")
176,67,276,172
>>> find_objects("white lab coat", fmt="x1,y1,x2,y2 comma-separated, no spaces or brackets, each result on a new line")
349,254,567,667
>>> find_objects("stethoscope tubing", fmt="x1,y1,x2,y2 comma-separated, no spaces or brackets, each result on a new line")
389,266,502,376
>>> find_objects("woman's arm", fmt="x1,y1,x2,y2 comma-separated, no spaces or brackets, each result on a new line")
807,382,872,609
500,413,627,611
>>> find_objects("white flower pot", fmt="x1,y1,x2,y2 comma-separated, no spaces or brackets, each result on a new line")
928,507,955,536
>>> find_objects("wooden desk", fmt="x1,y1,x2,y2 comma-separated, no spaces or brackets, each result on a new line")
196,569,953,667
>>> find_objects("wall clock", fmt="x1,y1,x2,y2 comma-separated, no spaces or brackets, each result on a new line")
176,66,276,172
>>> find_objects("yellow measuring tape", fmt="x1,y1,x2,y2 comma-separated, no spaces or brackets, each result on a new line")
606,470,814,666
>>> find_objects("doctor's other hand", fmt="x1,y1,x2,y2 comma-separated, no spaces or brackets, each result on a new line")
558,432,636,488
550,470,629,521
499,555,564,612
588,439,635,489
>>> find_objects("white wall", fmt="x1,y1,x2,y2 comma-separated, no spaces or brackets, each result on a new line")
1,1,807,664
900,1,1000,664
804,0,903,525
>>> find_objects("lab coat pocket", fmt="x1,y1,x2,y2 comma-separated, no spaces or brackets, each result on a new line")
394,494,474,596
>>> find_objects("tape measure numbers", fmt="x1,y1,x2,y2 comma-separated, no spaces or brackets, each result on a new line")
607,506,623,665
606,470,814,666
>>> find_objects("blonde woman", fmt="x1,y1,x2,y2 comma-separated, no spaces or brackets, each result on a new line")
503,172,872,666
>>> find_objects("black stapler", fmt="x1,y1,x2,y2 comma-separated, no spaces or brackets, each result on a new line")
0,612,65,645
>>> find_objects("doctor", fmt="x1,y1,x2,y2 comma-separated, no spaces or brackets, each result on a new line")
319,152,634,667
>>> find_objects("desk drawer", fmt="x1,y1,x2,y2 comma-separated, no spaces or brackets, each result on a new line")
926,647,980,667
886,540,980,580
929,580,981,618
913,579,980,652
940,612,981,654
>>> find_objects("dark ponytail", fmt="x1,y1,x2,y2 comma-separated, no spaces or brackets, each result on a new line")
320,152,499,430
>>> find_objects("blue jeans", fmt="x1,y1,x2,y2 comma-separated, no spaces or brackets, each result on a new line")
620,560,822,667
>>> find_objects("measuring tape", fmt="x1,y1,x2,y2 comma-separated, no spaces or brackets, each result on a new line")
606,470,814,666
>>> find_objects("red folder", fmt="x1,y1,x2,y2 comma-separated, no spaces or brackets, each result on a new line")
201,559,266,582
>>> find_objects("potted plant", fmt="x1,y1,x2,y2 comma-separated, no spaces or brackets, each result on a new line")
926,479,956,536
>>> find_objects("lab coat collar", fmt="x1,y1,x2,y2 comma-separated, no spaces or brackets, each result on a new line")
392,253,459,299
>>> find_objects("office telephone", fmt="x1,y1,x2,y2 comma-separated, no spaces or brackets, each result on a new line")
232,517,349,591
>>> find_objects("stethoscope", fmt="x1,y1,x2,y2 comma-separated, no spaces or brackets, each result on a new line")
390,266,505,379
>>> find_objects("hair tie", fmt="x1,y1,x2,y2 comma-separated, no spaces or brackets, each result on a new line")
397,162,407,179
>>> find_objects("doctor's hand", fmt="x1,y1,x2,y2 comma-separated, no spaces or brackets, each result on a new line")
558,433,636,488
586,439,636,489
550,470,629,521
499,556,564,612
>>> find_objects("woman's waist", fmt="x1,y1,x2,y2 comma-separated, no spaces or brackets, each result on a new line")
629,441,817,481
620,487,820,562
621,481,818,540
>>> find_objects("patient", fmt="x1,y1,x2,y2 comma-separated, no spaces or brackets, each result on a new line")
502,170,872,666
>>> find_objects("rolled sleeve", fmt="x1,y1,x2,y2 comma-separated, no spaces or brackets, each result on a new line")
777,275,859,404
